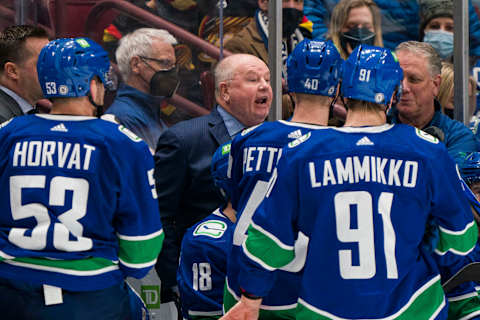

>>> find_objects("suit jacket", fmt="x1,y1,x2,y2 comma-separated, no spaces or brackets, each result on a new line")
0,89,24,123
153,107,230,290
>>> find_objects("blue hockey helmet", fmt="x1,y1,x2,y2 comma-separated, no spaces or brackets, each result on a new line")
287,39,343,96
459,152,480,185
37,37,115,99
211,142,234,202
340,44,403,106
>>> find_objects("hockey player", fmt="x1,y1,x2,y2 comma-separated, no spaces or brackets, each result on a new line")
222,45,480,319
177,142,235,319
0,38,163,319
224,39,343,318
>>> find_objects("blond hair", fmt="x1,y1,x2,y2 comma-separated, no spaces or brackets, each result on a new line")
329,0,383,59
438,61,454,113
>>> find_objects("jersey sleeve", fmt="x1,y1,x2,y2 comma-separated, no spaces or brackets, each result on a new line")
428,148,480,318
114,134,163,279
238,151,299,297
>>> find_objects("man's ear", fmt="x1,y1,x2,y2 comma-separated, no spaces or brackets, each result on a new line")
4,62,19,80
130,56,142,75
432,74,441,97
219,82,230,103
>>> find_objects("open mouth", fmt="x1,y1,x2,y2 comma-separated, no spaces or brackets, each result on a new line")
255,97,268,104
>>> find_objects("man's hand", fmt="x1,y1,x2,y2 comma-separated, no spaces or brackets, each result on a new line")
220,295,262,320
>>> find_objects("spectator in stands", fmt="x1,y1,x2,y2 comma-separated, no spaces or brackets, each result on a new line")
419,0,454,61
103,0,158,61
328,0,383,59
0,25,49,122
438,62,455,118
224,0,312,119
0,37,162,319
389,41,478,162
106,28,178,152
153,53,272,313
304,0,480,57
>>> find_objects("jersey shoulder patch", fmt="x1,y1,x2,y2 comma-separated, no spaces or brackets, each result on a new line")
240,123,262,136
118,124,142,142
193,220,228,239
288,132,311,148
0,118,13,130
415,128,439,144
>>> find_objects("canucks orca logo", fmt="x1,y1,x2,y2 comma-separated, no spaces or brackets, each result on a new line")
193,220,228,238
288,132,311,148
415,128,439,144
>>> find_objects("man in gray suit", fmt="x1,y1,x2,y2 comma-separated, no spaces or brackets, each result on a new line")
153,53,272,314
0,25,49,122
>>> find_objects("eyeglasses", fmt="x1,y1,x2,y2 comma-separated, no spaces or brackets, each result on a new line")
139,56,176,71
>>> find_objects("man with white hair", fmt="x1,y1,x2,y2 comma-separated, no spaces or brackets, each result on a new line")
106,28,179,151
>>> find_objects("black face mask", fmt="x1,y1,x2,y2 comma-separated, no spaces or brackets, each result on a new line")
340,27,375,53
149,67,180,98
282,8,303,38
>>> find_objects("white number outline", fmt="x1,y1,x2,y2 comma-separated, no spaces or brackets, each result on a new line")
334,191,397,279
192,262,212,291
9,175,92,252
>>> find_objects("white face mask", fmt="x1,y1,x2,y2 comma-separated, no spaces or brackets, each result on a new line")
423,30,454,59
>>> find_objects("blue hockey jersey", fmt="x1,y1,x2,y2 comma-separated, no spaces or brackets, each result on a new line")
0,114,163,291
238,124,480,319
225,120,327,317
178,209,234,319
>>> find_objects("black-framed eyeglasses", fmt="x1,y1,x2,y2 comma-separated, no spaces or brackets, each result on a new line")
139,56,176,71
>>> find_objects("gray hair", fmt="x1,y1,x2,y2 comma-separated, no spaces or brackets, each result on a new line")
214,54,262,96
395,41,442,77
115,28,177,81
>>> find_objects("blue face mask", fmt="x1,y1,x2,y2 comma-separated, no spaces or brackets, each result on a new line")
423,30,454,59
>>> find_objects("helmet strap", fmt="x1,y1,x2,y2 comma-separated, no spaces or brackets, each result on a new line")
88,92,104,117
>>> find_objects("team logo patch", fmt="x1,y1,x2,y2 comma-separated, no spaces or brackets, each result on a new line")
193,220,228,238
415,128,439,144
118,125,142,142
75,38,90,48
374,93,384,103
241,124,261,136
59,85,68,95
222,143,231,155
288,132,311,148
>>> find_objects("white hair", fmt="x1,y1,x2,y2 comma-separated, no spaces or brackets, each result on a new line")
115,28,177,81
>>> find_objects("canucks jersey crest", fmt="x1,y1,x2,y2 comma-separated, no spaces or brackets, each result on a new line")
118,125,142,142
193,220,228,238
288,132,311,148
415,128,439,144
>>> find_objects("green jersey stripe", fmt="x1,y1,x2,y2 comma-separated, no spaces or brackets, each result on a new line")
297,275,445,320
118,231,164,264
435,221,477,255
119,257,157,269
244,223,295,269
448,294,480,320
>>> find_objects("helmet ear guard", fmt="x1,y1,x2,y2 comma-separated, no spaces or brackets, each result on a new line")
37,37,114,99
287,39,344,97
340,44,403,106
